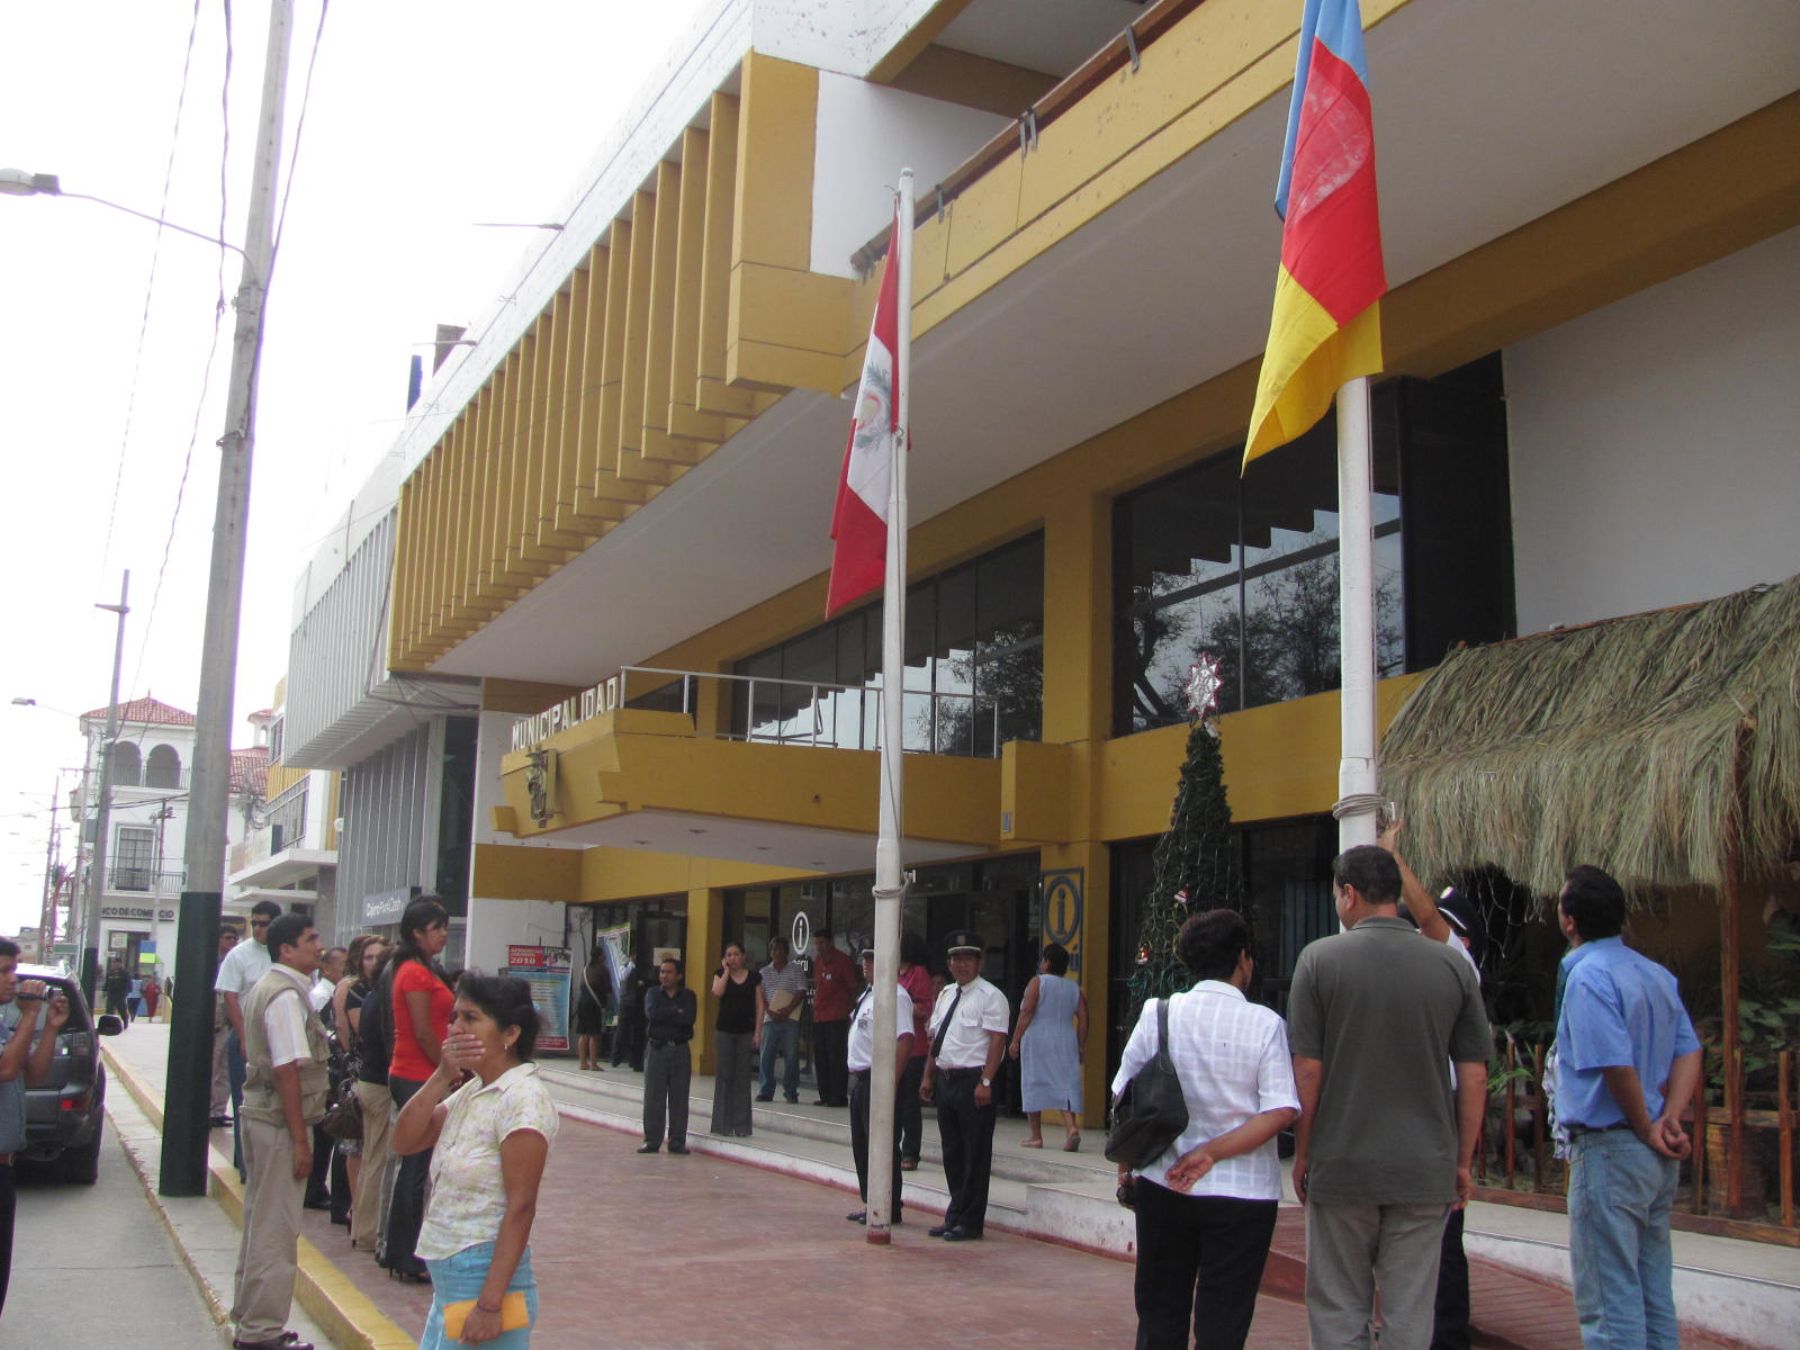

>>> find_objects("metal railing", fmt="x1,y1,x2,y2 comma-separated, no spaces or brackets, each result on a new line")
618,665,1011,758
1477,1034,1797,1240
107,866,186,896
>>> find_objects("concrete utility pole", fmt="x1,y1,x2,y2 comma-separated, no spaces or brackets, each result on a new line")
84,572,131,1006
163,0,295,1198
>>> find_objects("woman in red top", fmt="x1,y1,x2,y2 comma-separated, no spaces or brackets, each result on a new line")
383,896,454,1282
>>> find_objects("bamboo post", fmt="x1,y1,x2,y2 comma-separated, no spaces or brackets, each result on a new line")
1779,1049,1793,1229
1504,1040,1517,1186
1694,1059,1709,1214
1532,1043,1548,1192
1719,717,1755,1218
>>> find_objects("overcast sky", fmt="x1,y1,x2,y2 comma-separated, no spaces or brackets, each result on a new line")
0,0,712,934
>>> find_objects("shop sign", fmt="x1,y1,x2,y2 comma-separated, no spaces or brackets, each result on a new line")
361,887,412,926
1041,869,1084,973
510,676,626,752
101,904,175,922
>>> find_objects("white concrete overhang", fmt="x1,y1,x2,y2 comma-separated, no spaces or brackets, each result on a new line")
284,674,482,771
423,0,1800,688
227,848,337,892
231,887,322,908
525,808,982,875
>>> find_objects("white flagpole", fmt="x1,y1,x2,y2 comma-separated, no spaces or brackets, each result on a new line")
1335,375,1380,852
867,168,913,1243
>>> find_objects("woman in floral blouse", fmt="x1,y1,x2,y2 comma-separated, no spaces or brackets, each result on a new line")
392,975,559,1348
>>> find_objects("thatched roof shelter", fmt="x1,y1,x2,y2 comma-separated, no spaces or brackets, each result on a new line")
1382,574,1800,900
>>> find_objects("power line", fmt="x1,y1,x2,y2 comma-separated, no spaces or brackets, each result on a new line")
96,0,209,591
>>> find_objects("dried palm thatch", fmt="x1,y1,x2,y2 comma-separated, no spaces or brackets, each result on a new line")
1382,575,1800,901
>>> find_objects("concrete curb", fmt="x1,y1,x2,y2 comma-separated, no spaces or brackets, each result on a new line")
104,1045,418,1350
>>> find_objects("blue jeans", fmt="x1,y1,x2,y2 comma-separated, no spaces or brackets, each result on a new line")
1568,1129,1680,1349
758,1020,800,1100
420,1243,537,1349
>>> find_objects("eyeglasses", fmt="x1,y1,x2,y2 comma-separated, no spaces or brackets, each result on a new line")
250,920,271,929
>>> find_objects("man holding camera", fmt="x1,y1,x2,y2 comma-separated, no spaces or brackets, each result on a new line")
0,937,70,1318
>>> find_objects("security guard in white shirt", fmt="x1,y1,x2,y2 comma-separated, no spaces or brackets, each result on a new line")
920,930,1010,1240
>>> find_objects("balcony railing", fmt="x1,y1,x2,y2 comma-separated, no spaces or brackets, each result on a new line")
108,866,186,896
618,666,1019,759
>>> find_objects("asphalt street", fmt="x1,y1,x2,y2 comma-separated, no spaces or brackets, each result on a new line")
6,1125,223,1347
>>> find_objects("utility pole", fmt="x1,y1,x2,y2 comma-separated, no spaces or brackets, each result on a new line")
163,0,295,1198
37,776,61,955
83,572,130,1006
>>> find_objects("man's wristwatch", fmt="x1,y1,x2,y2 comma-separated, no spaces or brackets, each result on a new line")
979,1076,992,1087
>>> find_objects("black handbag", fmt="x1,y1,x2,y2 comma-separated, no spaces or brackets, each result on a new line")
1104,998,1189,1170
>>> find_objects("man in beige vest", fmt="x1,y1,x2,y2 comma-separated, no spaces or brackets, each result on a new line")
230,913,328,1350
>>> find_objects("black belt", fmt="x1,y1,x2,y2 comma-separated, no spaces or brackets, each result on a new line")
1566,1121,1634,1137
850,1068,871,1079
647,1039,687,1050
936,1066,983,1077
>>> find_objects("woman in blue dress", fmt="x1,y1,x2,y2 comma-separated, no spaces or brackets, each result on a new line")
1009,942,1088,1150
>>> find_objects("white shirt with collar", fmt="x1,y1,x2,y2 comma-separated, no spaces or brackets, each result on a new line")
847,983,915,1072
261,964,315,1068
214,937,272,996
416,1063,560,1261
926,976,1010,1070
1110,980,1301,1200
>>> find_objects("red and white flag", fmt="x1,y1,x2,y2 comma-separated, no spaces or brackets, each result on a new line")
826,213,901,617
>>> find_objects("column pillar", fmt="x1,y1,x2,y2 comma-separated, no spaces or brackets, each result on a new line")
685,884,725,1074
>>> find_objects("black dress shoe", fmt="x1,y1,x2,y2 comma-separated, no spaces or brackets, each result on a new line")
846,1210,867,1223
928,1223,952,1237
233,1338,312,1350
942,1227,982,1242
636,1142,660,1154
302,1199,332,1211
755,1093,774,1102
668,1143,689,1154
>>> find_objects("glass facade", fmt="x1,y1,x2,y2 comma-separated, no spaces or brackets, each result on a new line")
732,533,1044,755
1113,356,1512,735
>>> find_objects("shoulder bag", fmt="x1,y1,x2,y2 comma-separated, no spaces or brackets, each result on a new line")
1104,998,1189,1170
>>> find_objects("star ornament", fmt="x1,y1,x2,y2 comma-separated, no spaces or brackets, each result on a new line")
1184,654,1223,722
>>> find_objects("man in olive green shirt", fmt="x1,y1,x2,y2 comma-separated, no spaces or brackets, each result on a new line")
1288,845,1490,1350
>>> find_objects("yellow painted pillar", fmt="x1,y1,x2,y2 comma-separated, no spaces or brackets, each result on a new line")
1039,492,1113,1128
684,885,725,1074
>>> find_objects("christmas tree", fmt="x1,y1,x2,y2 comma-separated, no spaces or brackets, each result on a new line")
1129,655,1244,1013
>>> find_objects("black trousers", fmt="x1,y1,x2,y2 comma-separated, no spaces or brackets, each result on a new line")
612,1009,645,1070
898,1054,926,1162
0,1163,14,1317
1432,1204,1470,1349
934,1067,996,1234
1133,1179,1278,1350
383,1075,430,1273
849,1070,904,1214
642,1041,691,1147
305,1122,333,1205
813,1020,849,1105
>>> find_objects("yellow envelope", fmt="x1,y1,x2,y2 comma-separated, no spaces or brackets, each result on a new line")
441,1290,531,1340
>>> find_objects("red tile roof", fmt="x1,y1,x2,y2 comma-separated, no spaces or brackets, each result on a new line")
80,696,195,727
230,746,269,797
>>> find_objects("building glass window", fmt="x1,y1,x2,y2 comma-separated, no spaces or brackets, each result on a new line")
732,533,1044,755
268,783,308,856
1114,356,1511,734
114,825,155,891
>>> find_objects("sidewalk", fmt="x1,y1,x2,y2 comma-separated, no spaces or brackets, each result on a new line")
104,1024,1772,1348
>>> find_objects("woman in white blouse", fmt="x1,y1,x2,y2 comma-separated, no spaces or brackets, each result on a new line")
393,975,559,1348
1112,908,1300,1350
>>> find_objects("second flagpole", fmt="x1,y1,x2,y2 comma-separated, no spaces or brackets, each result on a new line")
867,167,913,1243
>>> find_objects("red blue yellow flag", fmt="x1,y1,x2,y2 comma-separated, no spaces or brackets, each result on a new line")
1244,0,1386,469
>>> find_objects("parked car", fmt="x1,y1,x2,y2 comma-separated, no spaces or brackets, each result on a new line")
16,964,122,1184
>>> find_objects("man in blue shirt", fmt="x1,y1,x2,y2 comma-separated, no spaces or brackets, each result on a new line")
1554,865,1702,1349
0,938,70,1319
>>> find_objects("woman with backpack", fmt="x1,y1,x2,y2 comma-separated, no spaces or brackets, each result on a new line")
382,897,456,1281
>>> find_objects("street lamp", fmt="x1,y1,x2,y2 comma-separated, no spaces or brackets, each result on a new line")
0,168,246,260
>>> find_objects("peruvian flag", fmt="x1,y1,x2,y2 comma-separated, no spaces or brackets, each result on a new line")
826,212,901,618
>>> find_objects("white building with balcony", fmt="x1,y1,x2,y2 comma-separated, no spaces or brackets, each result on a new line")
75,697,266,976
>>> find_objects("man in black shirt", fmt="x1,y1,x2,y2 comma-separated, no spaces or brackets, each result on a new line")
640,956,696,1154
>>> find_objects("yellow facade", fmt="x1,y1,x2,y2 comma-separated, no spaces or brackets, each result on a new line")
389,3,1800,1103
